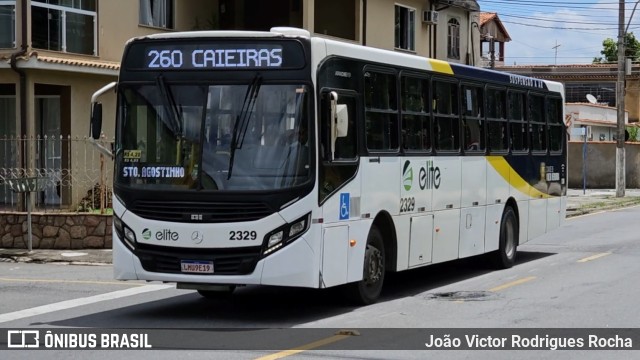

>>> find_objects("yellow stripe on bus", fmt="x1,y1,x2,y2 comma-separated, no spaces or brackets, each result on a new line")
486,156,551,199
428,59,453,75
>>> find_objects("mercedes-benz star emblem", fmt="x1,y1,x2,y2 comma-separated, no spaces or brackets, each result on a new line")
191,231,204,244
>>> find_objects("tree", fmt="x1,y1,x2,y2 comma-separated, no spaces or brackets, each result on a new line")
593,32,640,63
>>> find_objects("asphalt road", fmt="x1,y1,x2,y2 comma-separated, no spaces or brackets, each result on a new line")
2,206,640,359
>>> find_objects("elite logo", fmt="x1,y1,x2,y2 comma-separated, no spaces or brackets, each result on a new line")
141,228,178,241
403,160,413,191
403,160,441,191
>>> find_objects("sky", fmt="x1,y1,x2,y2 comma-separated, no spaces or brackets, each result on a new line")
477,0,640,65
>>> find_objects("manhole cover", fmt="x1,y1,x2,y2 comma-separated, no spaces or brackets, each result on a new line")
426,291,495,301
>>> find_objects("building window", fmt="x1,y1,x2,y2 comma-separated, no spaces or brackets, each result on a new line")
394,5,415,51
0,0,16,48
140,0,173,29
0,84,17,206
447,18,460,60
31,0,97,55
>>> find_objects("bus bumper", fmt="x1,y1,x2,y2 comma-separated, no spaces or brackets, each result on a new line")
113,230,319,288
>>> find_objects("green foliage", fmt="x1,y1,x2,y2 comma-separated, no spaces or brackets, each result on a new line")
627,126,639,142
593,32,640,63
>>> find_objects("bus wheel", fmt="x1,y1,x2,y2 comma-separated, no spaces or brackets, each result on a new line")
490,206,518,269
197,286,236,300
344,226,385,305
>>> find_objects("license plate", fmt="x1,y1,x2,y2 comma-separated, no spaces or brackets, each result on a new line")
181,260,214,274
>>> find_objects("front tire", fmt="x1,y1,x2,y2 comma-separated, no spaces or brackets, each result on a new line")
490,206,518,269
344,226,385,305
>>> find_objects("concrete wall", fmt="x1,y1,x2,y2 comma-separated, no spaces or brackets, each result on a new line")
1,213,112,249
568,141,640,188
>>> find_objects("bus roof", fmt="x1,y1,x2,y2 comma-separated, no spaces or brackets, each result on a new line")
317,35,564,94
126,27,311,45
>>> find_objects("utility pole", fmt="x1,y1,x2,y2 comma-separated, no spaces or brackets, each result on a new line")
489,35,495,69
616,0,625,197
552,41,561,65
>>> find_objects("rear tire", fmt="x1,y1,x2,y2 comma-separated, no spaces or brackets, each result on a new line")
344,226,385,305
197,286,236,299
490,206,518,269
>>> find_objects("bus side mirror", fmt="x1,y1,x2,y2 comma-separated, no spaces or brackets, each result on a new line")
329,91,348,161
90,102,103,140
335,104,348,137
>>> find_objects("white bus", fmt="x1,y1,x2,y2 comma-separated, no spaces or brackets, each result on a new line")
90,27,566,304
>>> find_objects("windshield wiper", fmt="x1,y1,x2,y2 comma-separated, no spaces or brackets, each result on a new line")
156,75,182,135
227,75,262,179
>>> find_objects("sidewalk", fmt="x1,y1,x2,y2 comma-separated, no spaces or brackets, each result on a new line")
2,189,640,265
566,188,640,217
0,248,112,265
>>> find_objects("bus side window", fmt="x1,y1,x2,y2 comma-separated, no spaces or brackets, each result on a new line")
529,94,547,152
462,84,485,152
486,87,507,153
433,80,460,151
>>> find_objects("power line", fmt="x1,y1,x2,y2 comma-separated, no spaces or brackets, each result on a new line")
501,20,639,31
479,0,623,9
499,14,619,25
494,11,618,19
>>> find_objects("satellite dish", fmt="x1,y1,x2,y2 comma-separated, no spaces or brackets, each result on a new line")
586,94,597,104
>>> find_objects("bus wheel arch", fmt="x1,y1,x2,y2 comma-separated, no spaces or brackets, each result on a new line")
489,201,519,269
505,198,520,246
372,211,398,273
343,211,397,305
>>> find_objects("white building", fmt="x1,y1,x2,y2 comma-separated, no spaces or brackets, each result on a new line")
565,103,628,142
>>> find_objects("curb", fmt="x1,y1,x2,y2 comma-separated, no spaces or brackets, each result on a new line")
0,249,112,265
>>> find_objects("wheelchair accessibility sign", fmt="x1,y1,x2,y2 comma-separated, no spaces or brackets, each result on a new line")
339,193,350,220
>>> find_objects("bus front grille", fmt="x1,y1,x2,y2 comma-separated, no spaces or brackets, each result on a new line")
135,244,262,275
132,200,274,223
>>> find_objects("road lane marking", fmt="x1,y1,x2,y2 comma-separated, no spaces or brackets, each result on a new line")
0,284,172,324
0,277,145,287
577,252,612,263
489,276,536,292
255,330,357,360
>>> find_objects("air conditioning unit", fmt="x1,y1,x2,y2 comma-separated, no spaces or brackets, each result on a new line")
422,10,439,24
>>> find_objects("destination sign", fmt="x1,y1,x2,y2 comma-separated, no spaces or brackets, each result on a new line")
123,41,306,71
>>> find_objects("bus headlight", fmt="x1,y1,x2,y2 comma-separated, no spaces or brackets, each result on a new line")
267,231,284,248
289,217,308,237
113,215,137,251
262,213,311,257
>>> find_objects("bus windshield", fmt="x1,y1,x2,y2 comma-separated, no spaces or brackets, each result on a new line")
116,83,311,191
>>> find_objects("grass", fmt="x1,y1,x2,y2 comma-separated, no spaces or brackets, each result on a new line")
89,208,113,215
568,196,640,217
